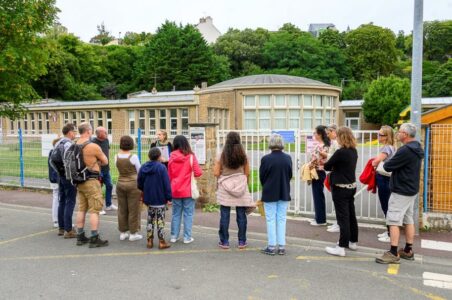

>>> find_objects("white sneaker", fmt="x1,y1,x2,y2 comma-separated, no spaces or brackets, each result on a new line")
325,245,345,257
348,242,358,251
183,237,194,244
99,210,106,215
53,221,59,228
129,233,143,241
170,236,179,243
378,236,390,243
377,231,389,238
310,220,327,226
105,204,118,211
327,224,340,232
119,232,129,241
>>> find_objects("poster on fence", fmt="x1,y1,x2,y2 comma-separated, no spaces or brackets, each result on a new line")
156,146,170,162
42,134,59,157
189,127,206,165
305,134,319,155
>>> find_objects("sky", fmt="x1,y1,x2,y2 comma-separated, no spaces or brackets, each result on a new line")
56,0,452,42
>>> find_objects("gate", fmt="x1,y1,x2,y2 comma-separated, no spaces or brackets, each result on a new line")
217,129,384,222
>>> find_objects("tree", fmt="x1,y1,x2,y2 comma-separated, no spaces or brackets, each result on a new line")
0,0,59,119
341,81,369,100
213,28,270,76
319,29,346,49
122,31,152,46
362,75,410,125
424,59,452,97
89,22,115,45
137,21,229,91
345,24,398,81
424,20,452,62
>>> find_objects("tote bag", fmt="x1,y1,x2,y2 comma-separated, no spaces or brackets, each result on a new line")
190,155,200,199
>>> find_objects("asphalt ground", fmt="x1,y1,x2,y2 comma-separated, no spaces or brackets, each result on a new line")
1,190,452,299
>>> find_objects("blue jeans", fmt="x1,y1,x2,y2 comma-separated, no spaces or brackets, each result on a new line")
101,170,113,207
171,198,195,240
58,177,76,232
219,205,247,244
312,170,326,224
376,174,390,216
263,201,289,247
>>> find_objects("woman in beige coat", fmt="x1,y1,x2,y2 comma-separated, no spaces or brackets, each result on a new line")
214,132,254,249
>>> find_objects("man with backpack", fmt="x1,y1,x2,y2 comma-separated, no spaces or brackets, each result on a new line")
72,123,109,248
92,126,116,215
50,123,77,238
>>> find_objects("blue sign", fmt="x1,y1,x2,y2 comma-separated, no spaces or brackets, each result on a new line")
272,130,295,143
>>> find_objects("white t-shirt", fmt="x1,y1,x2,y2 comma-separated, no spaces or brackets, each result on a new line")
114,153,141,173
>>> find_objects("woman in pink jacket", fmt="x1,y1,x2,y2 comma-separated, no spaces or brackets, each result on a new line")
168,135,203,244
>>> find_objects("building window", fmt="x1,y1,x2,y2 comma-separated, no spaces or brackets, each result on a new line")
138,110,145,131
106,111,112,133
315,95,323,108
244,111,256,129
30,113,35,134
274,109,286,129
345,111,360,130
314,110,323,126
97,111,103,127
288,95,300,107
181,108,189,133
10,120,15,134
289,110,300,129
244,96,255,108
37,112,43,134
325,110,331,126
169,109,177,135
303,110,312,130
159,110,166,130
71,112,77,127
128,110,135,135
303,95,313,107
80,112,86,123
149,109,156,135
63,112,69,125
274,95,286,107
88,111,94,129
258,95,271,108
259,109,270,129
45,113,50,133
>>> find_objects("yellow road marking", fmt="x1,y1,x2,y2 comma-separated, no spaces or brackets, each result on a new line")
296,255,374,262
387,264,400,275
0,229,56,246
0,247,261,261
267,275,278,279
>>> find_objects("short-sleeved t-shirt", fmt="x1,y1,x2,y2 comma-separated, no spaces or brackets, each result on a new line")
380,145,396,162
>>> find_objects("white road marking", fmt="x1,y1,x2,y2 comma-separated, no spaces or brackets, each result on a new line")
423,272,452,290
421,240,452,252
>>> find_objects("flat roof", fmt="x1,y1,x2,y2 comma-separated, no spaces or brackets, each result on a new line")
340,97,452,108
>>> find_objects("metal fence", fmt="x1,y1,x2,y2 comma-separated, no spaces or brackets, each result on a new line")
424,124,452,213
0,129,186,189
218,129,385,222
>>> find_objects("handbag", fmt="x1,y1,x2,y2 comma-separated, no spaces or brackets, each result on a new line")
189,155,200,199
377,161,392,177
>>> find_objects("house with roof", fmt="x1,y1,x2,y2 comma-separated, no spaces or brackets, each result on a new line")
308,23,336,37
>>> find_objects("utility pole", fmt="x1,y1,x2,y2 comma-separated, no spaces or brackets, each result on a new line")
411,0,423,235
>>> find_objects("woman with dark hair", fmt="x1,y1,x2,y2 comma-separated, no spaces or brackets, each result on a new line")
324,126,358,257
115,135,142,242
309,125,331,226
214,132,254,249
150,130,172,167
168,135,202,244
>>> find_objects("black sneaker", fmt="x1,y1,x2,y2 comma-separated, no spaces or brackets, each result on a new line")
89,235,109,248
278,248,286,256
76,232,90,246
260,247,276,256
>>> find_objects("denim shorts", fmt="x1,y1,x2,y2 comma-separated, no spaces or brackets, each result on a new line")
386,192,417,226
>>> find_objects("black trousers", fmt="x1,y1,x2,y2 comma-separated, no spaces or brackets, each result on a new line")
332,186,358,248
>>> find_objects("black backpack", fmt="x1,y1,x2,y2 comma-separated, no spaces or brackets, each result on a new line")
49,139,70,176
63,141,94,185
48,150,59,184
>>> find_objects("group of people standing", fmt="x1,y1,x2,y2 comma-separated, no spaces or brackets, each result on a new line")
48,122,424,264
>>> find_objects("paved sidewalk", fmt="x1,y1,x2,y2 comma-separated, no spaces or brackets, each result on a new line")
1,188,451,262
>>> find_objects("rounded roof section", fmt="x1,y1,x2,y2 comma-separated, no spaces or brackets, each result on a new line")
202,74,341,93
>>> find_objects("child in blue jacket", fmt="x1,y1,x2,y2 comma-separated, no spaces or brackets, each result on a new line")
137,148,172,249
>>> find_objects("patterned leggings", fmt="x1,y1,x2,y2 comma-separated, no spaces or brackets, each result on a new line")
147,206,166,240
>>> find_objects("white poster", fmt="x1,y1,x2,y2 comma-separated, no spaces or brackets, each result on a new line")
305,134,319,155
42,134,59,157
189,127,206,165
156,145,170,162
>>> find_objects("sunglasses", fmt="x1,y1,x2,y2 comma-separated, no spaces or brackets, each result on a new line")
378,133,387,137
